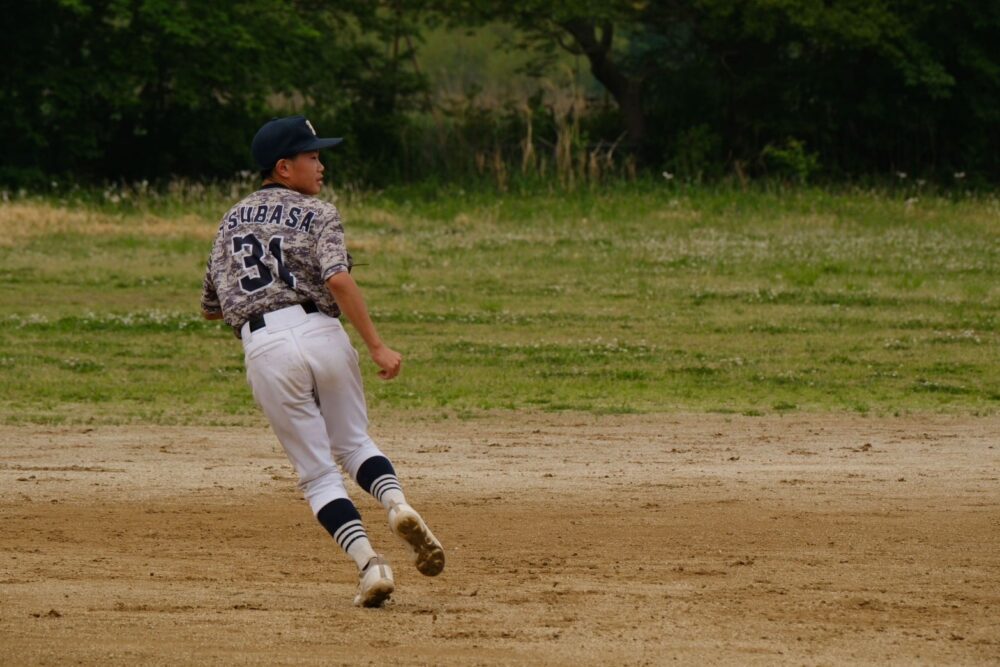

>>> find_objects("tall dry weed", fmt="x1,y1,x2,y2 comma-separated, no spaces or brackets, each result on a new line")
520,104,537,176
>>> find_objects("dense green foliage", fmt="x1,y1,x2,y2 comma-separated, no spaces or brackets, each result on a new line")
443,0,1000,180
3,1,999,184
2,0,421,185
0,185,996,424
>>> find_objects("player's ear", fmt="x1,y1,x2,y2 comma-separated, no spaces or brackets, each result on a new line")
274,157,291,178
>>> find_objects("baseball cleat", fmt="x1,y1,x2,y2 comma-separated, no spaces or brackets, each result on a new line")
354,555,394,608
388,502,445,577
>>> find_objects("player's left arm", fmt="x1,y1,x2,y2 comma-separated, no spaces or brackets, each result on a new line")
326,271,402,380
315,204,400,379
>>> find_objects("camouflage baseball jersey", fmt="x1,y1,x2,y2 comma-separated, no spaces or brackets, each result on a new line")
201,183,350,334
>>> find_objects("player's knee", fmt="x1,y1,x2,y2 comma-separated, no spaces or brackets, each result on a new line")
334,439,385,480
299,466,349,515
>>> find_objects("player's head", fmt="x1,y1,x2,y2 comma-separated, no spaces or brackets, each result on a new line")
252,115,343,195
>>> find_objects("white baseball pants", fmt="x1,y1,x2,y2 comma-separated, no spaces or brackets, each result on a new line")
240,303,386,514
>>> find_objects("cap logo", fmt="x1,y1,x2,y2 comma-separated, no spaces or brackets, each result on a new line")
305,119,317,136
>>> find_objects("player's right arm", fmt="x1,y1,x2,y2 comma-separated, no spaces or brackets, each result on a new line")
326,271,402,380
200,260,224,321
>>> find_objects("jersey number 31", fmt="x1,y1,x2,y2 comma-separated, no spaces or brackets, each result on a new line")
232,233,296,292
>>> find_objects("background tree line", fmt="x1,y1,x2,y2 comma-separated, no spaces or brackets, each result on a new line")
4,0,999,187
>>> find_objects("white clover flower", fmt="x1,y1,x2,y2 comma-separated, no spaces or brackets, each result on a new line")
662,171,674,181
896,171,907,179
954,172,966,179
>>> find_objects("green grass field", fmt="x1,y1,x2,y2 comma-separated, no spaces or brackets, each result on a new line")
0,184,997,425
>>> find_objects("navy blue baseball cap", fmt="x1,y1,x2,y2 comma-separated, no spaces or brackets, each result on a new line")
251,115,343,170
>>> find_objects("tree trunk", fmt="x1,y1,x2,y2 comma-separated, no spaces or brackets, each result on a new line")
560,20,646,153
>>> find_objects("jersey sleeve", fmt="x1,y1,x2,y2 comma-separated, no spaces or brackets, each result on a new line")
314,204,351,282
200,262,222,315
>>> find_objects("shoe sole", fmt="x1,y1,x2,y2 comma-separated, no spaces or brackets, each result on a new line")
356,579,394,608
393,511,445,577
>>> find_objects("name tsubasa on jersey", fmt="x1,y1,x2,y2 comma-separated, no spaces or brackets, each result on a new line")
223,204,317,232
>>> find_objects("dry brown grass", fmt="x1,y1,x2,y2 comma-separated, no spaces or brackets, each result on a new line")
0,202,214,247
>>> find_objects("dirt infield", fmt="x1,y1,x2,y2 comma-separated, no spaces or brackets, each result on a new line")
2,414,998,665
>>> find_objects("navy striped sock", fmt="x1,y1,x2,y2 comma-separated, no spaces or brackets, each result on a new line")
356,456,406,508
317,498,377,569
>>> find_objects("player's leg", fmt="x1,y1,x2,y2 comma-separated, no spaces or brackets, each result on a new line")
300,317,445,576
243,325,393,604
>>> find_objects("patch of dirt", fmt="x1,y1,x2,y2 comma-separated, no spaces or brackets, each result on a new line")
1,413,998,665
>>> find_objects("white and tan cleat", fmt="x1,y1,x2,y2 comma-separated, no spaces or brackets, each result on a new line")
354,555,394,608
388,502,445,576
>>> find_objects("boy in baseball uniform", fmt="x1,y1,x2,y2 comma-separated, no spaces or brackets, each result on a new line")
201,115,444,607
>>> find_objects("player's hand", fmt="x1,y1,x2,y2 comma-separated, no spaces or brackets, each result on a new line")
370,344,402,380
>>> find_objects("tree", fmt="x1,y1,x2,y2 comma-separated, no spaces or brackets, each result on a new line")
689,0,1000,174
433,1,671,157
434,0,1000,176
0,0,427,183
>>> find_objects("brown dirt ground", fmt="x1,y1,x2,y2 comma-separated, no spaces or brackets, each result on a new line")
1,414,998,666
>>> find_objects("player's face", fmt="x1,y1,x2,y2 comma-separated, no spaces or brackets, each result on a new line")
280,151,325,195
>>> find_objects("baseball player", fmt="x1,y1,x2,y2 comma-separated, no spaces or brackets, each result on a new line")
200,115,444,607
